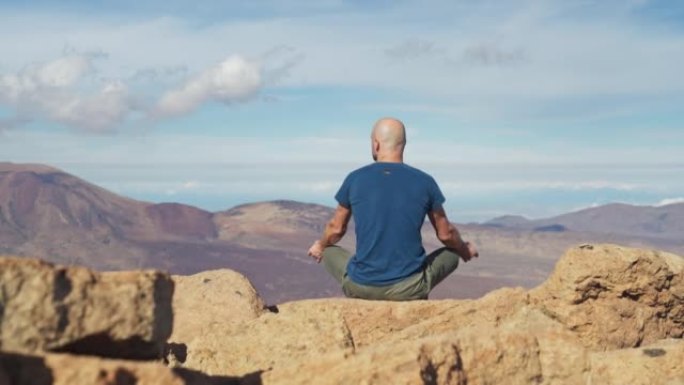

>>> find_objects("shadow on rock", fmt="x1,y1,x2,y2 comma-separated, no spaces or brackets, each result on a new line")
173,367,263,385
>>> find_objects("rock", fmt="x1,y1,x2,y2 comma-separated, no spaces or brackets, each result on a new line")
170,269,265,344
258,337,466,385
257,306,590,385
259,324,544,385
481,306,589,385
447,326,543,385
178,299,355,376
530,244,684,350
172,288,536,380
337,287,530,347
170,244,683,384
0,350,265,385
0,351,187,385
166,269,266,368
256,305,684,385
0,256,173,359
589,339,684,385
3,244,683,384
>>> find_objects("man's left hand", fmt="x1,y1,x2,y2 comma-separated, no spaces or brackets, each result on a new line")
308,240,324,263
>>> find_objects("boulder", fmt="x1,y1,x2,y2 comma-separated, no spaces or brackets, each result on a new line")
530,244,684,350
170,269,265,344
0,256,173,359
166,269,266,368
179,299,355,376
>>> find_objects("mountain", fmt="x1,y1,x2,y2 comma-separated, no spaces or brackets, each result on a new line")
0,162,224,269
485,202,684,240
483,214,531,228
214,200,336,250
0,162,312,300
2,162,683,304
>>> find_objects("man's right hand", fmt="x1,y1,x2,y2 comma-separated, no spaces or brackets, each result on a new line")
308,240,324,263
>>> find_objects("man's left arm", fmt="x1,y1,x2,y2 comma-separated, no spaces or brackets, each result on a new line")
308,204,352,263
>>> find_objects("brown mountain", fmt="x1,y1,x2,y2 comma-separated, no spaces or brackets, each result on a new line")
2,162,683,304
0,162,223,269
0,162,342,302
485,202,684,240
214,200,337,251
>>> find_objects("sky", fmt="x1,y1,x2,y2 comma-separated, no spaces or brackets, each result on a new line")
1,0,683,222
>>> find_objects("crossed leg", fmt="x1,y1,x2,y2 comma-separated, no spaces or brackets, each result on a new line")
321,245,351,285
321,245,460,299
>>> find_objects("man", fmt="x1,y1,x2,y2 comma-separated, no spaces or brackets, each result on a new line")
308,117,479,300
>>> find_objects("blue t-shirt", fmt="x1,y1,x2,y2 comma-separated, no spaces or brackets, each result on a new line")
335,162,445,285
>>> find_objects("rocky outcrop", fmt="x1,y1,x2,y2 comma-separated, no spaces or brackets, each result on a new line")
530,244,684,349
181,300,355,377
1,244,683,385
0,256,174,359
166,244,684,384
170,269,265,343
167,269,267,369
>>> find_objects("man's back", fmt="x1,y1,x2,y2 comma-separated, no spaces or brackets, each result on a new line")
308,117,477,301
335,162,445,285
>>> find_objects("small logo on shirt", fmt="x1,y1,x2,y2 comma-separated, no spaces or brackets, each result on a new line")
383,169,391,175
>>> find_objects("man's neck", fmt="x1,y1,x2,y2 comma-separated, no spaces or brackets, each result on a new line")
375,154,403,163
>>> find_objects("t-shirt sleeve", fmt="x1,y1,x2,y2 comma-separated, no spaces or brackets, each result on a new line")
334,174,352,208
428,177,446,212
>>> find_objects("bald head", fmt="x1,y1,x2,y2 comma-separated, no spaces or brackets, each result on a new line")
371,117,406,162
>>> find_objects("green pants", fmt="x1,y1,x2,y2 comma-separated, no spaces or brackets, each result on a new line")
322,246,460,301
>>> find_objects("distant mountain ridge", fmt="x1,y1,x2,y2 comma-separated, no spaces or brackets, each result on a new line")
2,161,683,303
485,202,683,240
0,162,350,302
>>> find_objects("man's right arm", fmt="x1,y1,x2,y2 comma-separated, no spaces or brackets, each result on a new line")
307,204,352,263
427,207,478,261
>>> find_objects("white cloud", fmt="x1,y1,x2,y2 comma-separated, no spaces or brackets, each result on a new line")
1,2,683,126
0,54,135,132
155,55,262,117
164,180,202,196
32,55,93,87
2,4,683,99
182,180,200,189
49,81,133,132
0,53,265,131
439,180,643,194
656,197,684,207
